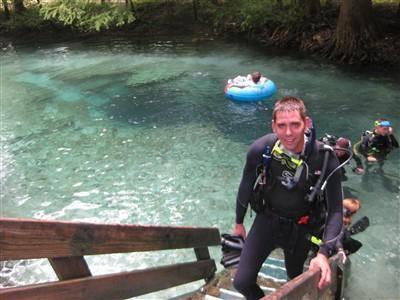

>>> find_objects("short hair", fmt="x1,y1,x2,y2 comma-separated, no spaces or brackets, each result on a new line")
272,96,307,121
251,71,261,83
343,197,361,209
375,118,387,123
336,137,350,149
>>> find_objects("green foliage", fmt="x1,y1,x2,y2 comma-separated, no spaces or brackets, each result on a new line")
210,0,303,32
372,0,399,3
40,0,136,32
0,4,45,30
238,0,302,31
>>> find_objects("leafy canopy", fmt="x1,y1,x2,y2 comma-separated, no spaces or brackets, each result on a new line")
40,0,136,32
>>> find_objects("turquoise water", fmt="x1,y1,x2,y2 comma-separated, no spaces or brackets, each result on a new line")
0,36,399,299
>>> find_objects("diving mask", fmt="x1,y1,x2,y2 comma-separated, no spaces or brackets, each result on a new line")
374,120,391,127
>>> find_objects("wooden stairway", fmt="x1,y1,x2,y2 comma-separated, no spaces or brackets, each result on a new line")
0,218,345,300
176,254,345,300
183,265,284,300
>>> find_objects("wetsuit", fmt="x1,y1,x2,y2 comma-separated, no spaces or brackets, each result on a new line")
353,131,399,169
233,133,343,300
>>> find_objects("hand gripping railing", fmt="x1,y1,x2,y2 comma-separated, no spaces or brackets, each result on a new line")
262,254,345,300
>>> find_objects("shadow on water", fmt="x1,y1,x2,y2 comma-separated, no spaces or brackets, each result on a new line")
361,168,400,194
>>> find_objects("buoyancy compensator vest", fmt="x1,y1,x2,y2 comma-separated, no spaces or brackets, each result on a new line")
251,126,333,224
363,130,396,156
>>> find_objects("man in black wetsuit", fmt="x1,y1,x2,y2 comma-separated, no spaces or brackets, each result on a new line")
353,119,398,174
233,96,343,300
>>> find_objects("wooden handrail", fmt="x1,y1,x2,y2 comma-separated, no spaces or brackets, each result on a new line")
0,217,221,260
262,254,343,300
0,260,216,300
0,217,220,299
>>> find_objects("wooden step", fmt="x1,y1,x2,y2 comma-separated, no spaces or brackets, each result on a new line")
179,260,285,300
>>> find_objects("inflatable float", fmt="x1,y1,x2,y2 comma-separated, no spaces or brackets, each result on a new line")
224,78,277,102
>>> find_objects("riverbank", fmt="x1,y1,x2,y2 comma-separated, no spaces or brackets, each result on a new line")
210,2,400,67
258,4,400,66
0,1,399,68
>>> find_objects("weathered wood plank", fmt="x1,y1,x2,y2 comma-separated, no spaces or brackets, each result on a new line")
194,247,211,261
194,247,212,283
0,218,221,260
0,260,217,300
263,268,319,300
262,254,341,300
49,256,91,280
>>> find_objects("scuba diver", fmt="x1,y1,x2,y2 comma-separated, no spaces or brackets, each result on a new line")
353,119,398,174
339,198,368,256
309,198,369,261
232,96,343,300
319,134,353,181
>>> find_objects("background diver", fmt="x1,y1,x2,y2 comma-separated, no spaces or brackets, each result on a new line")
353,118,398,175
319,134,354,181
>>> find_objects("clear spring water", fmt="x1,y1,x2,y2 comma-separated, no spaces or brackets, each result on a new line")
0,35,399,299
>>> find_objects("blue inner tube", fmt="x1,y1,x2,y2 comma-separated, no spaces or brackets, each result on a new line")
225,80,277,102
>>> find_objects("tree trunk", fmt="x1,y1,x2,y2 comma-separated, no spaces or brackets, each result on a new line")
397,3,400,18
123,0,134,12
192,0,198,22
304,0,320,18
13,0,25,13
2,0,10,18
166,0,173,25
332,0,376,61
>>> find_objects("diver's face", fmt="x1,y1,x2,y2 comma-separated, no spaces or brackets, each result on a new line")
375,125,390,136
335,148,346,158
272,110,310,153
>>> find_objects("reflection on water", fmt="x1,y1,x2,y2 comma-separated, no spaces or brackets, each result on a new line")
0,36,399,299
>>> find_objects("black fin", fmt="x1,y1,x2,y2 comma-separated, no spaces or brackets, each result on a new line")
343,237,363,254
222,238,244,251
349,216,370,235
220,233,244,269
223,256,241,268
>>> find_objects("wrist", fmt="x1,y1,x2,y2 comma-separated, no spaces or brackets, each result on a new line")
318,248,329,257
235,216,244,224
